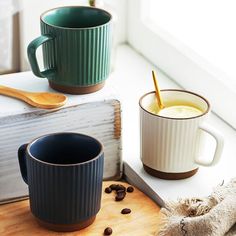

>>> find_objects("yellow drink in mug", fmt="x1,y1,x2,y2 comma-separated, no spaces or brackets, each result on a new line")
148,101,203,118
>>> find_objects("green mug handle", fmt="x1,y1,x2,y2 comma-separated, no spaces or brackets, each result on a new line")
27,35,56,78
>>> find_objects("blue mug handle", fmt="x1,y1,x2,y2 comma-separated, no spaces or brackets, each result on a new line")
18,144,28,185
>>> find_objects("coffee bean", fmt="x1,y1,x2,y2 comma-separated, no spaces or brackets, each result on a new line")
127,186,134,193
115,194,125,201
104,227,113,235
105,187,112,193
109,184,118,190
116,184,126,192
117,190,126,197
121,208,131,214
116,189,126,195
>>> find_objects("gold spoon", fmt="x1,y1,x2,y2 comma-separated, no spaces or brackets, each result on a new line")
0,85,67,109
152,70,164,109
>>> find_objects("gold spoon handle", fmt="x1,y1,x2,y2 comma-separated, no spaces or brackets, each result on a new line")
152,70,164,109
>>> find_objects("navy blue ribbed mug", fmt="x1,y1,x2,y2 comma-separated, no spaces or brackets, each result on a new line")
18,132,104,232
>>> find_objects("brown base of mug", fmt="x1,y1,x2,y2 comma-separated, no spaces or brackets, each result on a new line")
49,81,105,95
143,164,198,180
36,215,96,232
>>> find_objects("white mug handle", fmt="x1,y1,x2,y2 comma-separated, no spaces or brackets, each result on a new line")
195,123,224,166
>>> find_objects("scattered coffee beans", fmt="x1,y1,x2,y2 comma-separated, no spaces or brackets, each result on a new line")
104,227,113,235
127,186,134,193
121,208,131,214
105,187,112,193
105,183,134,201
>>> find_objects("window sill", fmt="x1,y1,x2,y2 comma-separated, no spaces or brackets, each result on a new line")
1,43,234,205
109,44,236,203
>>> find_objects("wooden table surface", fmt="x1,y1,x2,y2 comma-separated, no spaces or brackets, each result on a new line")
0,181,162,236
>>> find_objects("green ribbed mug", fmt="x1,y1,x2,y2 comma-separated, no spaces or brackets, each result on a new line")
27,6,112,94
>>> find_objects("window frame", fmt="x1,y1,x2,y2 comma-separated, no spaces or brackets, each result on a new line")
127,0,236,129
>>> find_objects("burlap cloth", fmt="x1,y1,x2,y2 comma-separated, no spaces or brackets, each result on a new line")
157,178,236,236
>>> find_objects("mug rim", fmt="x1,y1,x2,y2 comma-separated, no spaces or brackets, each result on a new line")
139,89,210,120
26,132,104,167
40,6,112,30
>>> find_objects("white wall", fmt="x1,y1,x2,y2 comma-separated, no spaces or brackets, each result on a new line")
0,0,21,74
19,0,127,71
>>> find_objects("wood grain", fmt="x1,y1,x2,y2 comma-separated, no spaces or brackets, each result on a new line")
0,181,162,236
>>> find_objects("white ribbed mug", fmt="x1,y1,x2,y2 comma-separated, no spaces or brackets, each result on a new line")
139,90,224,180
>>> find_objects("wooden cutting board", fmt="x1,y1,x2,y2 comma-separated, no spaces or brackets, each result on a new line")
0,181,162,236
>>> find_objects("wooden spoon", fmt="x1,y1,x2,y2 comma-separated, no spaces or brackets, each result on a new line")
152,70,164,109
0,85,67,109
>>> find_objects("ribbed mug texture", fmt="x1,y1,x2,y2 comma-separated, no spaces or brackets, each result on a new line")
19,133,104,225
26,154,104,224
140,108,206,173
140,90,210,173
41,21,112,87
